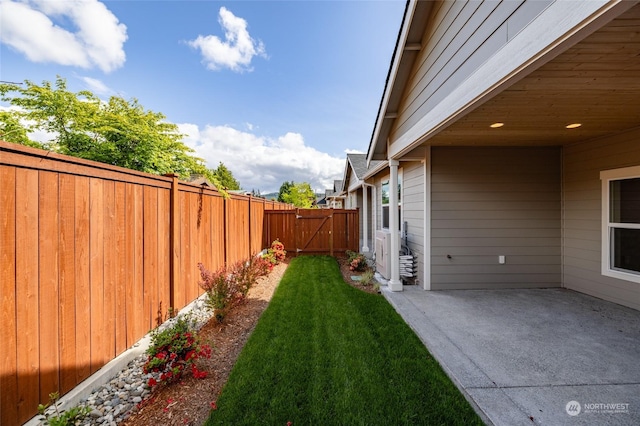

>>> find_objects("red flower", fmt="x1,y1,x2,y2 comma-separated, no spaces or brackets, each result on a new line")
210,401,217,410
147,377,157,387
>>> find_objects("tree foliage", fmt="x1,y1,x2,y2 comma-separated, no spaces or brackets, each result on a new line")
0,111,43,148
277,180,294,203
280,181,316,208
212,162,241,190
0,77,218,185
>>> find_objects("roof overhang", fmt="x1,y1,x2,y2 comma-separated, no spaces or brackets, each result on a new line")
369,0,640,162
367,0,432,164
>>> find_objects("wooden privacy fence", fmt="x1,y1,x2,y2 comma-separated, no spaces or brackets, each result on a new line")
263,208,359,256
0,141,292,424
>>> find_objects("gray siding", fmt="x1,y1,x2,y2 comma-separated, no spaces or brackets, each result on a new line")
563,128,640,311
390,0,552,145
431,147,561,290
401,161,425,286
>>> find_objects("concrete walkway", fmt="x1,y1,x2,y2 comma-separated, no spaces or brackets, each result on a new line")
381,286,640,426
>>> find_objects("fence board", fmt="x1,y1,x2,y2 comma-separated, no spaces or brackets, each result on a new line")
158,190,171,325
114,182,127,355
15,168,39,423
74,177,91,384
0,166,18,426
59,174,77,395
132,185,145,342
143,187,158,329
103,181,116,361
89,178,105,373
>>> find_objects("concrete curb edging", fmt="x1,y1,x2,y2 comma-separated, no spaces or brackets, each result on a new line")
24,293,210,426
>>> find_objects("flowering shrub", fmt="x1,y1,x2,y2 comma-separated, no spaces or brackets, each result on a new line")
143,315,212,388
270,239,286,261
346,250,368,272
262,239,286,268
198,255,271,323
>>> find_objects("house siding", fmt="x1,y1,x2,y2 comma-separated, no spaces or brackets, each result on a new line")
390,0,552,147
431,146,561,290
401,161,425,286
563,128,640,311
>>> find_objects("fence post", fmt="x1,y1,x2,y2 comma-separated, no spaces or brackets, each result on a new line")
223,196,228,265
248,196,252,258
164,173,179,310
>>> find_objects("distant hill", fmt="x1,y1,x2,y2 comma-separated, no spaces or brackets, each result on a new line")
261,192,279,200
257,192,324,202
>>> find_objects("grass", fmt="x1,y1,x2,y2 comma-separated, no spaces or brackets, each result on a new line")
205,256,483,426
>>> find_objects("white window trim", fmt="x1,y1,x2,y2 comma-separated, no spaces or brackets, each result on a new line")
381,169,403,230
600,165,640,284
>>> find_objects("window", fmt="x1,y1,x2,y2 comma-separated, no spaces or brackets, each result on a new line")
381,171,402,230
601,166,640,283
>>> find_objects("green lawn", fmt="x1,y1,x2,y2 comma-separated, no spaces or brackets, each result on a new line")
205,256,483,426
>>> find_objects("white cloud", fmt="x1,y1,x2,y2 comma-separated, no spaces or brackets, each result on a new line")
0,0,127,73
186,7,266,72
179,123,344,194
80,76,112,95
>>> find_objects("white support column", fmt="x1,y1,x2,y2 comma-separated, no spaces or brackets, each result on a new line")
388,159,402,291
361,183,370,253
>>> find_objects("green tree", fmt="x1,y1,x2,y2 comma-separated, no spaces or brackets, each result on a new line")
0,77,218,185
0,111,43,148
282,182,316,208
277,180,294,203
212,162,240,190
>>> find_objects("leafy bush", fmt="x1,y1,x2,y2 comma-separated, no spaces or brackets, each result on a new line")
360,269,375,286
38,392,90,426
143,314,212,388
251,254,273,277
262,239,286,268
346,250,368,272
198,255,271,323
198,263,237,322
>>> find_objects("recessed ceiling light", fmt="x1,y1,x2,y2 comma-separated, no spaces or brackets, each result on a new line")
566,123,582,129
490,122,504,128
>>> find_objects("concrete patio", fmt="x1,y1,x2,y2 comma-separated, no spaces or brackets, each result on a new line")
381,286,640,426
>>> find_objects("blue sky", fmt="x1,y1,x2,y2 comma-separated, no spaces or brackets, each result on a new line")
0,0,405,193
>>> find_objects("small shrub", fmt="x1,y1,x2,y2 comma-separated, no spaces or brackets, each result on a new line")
38,391,90,426
251,254,272,277
262,239,286,268
229,260,253,302
360,268,375,286
143,314,212,388
346,250,367,272
270,239,286,262
198,263,237,322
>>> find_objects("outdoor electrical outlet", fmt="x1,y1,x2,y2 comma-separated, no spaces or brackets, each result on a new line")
499,255,505,264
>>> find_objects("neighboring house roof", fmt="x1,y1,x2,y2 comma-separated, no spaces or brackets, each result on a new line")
188,175,216,188
342,153,386,191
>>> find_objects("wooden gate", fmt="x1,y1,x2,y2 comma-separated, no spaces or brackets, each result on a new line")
263,209,359,256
